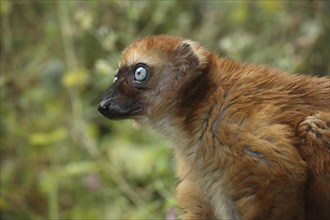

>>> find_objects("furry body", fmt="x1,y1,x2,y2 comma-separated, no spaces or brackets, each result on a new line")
98,35,330,219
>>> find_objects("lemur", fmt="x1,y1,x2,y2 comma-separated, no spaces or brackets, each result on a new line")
98,35,330,220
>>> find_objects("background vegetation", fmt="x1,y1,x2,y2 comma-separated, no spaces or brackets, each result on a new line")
1,1,329,219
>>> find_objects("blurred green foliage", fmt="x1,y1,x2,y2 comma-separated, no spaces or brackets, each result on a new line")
1,1,329,219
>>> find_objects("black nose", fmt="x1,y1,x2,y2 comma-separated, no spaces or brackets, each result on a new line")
98,99,111,114
98,105,106,114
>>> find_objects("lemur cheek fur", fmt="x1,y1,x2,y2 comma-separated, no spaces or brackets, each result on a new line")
99,35,330,220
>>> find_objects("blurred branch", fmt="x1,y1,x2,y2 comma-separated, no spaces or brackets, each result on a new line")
68,98,146,207
1,4,12,63
57,1,78,70
56,0,145,208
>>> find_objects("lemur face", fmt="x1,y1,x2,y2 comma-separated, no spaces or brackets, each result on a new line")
97,63,149,120
98,35,207,121
98,36,178,120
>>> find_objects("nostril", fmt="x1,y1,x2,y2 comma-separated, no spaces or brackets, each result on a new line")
98,105,105,112
100,99,111,108
98,99,112,113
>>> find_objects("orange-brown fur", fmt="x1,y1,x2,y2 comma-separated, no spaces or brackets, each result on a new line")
101,35,330,219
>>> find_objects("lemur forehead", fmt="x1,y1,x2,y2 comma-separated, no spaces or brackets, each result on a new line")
118,36,205,69
119,47,163,68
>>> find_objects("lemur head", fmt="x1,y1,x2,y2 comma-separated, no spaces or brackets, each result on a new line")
98,35,212,123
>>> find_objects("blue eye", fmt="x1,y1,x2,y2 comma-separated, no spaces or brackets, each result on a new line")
134,66,148,81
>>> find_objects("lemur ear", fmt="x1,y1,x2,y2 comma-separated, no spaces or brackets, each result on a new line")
173,41,200,78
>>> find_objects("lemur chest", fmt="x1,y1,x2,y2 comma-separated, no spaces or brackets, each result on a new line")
175,147,240,219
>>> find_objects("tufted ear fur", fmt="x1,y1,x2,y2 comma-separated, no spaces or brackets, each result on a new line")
173,41,200,79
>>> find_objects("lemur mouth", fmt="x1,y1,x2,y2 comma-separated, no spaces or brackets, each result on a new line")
98,101,144,120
